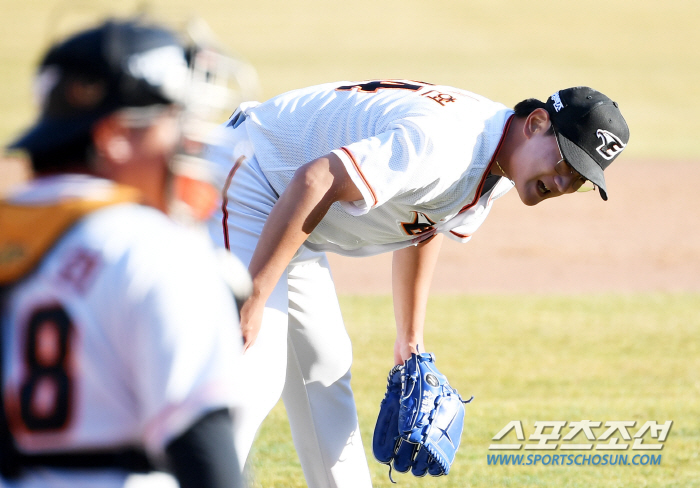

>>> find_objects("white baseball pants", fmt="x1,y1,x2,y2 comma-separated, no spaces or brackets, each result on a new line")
208,135,373,488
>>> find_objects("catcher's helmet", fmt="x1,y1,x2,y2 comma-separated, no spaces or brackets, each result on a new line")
9,19,190,154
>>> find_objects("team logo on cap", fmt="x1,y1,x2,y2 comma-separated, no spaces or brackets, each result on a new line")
550,92,564,112
595,129,626,160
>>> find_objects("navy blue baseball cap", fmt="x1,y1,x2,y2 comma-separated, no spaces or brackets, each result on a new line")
545,87,630,200
8,19,189,155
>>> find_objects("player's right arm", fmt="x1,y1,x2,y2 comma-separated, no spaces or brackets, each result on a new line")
240,152,362,350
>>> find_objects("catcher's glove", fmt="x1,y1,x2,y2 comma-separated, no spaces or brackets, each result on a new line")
373,352,472,480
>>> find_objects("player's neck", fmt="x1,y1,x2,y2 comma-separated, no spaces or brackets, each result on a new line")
492,117,525,179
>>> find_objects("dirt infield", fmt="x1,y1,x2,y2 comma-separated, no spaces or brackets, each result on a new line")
2,158,698,294
328,159,700,294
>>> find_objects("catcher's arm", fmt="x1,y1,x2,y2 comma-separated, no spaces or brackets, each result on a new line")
391,233,444,365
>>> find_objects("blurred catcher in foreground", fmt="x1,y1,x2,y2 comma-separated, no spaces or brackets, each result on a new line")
0,17,257,488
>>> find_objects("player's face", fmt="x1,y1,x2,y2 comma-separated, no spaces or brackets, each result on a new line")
125,108,183,209
509,121,584,206
93,106,182,211
121,106,182,164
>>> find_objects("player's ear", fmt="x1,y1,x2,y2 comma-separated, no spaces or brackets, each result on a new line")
92,114,133,165
523,108,552,138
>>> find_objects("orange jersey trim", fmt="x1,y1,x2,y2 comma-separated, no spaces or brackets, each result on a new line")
458,114,514,215
339,146,379,208
449,229,472,239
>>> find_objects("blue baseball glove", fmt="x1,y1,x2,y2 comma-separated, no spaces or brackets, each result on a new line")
373,352,472,480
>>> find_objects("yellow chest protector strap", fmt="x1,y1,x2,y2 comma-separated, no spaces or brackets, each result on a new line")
0,185,140,285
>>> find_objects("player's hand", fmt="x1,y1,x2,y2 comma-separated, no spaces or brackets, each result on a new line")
394,338,424,366
239,294,265,352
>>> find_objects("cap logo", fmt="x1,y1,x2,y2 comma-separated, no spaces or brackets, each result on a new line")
550,92,564,112
595,129,626,160
127,45,188,102
66,80,106,109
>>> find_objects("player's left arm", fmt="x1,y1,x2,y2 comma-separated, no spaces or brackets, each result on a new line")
391,233,444,365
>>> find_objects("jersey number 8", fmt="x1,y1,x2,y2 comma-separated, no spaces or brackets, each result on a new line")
19,305,73,431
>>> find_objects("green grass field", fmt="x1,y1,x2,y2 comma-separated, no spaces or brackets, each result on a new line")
248,294,700,487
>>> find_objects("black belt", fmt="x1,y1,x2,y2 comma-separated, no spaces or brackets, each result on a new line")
1,447,155,479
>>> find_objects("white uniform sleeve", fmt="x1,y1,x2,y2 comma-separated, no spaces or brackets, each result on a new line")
332,117,431,216
121,226,241,456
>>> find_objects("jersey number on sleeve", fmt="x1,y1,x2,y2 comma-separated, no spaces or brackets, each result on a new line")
19,306,73,431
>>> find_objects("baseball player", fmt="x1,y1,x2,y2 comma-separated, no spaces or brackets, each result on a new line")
0,19,251,488
207,80,629,486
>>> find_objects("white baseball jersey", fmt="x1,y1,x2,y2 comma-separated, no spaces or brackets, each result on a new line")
233,79,515,256
0,175,242,487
